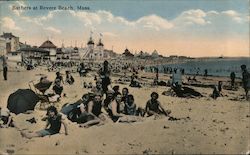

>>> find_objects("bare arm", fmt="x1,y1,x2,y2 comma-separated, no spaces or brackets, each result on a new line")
61,119,68,135
44,120,49,129
158,103,170,116
79,103,86,113
87,101,94,115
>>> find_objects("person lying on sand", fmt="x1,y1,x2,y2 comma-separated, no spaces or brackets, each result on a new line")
21,106,68,139
145,92,171,118
0,107,15,128
78,93,111,127
78,105,110,128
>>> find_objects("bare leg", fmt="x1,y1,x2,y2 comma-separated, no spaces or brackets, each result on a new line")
79,119,101,128
21,131,41,139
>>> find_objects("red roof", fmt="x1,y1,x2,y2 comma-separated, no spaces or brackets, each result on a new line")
39,40,57,49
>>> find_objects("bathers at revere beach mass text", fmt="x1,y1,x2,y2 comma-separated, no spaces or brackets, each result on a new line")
12,5,90,11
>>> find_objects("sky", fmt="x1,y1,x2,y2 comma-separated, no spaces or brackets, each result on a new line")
0,0,249,57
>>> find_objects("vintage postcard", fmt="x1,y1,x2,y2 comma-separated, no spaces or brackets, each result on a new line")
0,0,249,154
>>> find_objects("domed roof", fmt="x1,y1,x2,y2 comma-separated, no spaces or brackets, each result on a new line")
39,40,57,49
97,42,104,46
122,48,134,57
87,37,94,45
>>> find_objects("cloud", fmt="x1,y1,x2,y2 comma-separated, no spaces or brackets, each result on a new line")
102,32,117,37
222,10,240,17
221,10,245,23
1,17,21,31
69,10,102,26
173,9,210,26
44,26,61,34
136,14,173,30
20,10,62,26
69,10,173,31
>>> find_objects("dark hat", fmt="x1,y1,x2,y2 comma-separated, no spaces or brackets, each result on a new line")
241,64,246,70
151,92,159,99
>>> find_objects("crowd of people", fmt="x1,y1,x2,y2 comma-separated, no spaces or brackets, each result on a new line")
0,58,249,140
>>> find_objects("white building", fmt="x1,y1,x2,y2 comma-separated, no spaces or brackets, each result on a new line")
0,37,6,56
82,35,110,60
0,32,20,53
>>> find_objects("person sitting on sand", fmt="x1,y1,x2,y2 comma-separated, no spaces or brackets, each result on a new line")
55,72,64,85
107,93,126,122
53,79,64,97
130,73,141,88
85,93,103,118
145,92,171,117
0,107,15,128
103,90,115,112
112,85,120,97
121,87,129,104
124,95,137,115
91,79,104,96
65,71,74,85
21,106,68,139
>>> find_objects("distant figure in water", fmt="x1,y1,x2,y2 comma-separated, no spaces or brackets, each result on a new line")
241,65,250,100
204,69,208,77
230,72,236,89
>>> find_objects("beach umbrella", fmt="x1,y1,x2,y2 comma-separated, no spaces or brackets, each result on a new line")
7,89,40,114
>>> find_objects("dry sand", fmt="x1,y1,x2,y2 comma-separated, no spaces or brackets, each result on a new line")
0,66,249,154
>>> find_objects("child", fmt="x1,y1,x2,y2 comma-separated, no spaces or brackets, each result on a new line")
124,94,137,116
145,92,171,117
21,106,68,139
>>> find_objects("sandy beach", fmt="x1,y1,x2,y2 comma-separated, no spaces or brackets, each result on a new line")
0,64,249,155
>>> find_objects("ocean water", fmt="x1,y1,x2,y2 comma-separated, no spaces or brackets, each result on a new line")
146,58,250,78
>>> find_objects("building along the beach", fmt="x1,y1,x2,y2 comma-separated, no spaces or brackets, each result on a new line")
0,32,20,53
81,34,113,60
0,37,6,56
151,50,159,58
39,40,57,61
18,47,50,61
